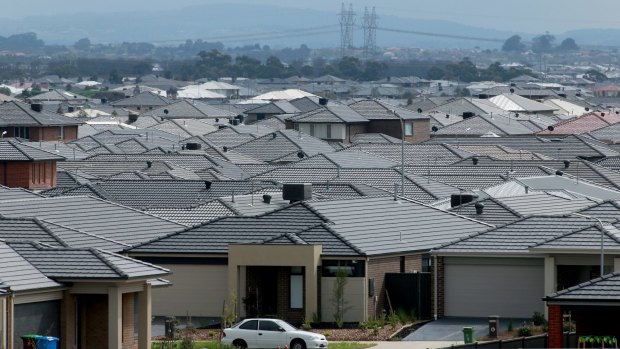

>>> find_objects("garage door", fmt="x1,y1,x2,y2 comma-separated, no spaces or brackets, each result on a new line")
444,257,544,318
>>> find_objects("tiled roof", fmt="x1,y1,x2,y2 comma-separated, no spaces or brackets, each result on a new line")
126,203,329,254
291,152,396,169
545,272,620,302
232,129,335,163
339,143,469,165
245,101,300,115
434,215,596,254
448,198,523,226
203,127,258,148
0,101,83,127
0,140,65,161
305,196,491,255
290,105,368,123
0,217,66,247
0,196,185,246
0,241,63,292
111,92,173,107
10,242,169,280
348,99,428,120
351,133,404,144
537,112,620,135
148,99,236,119
425,135,619,159
29,89,88,101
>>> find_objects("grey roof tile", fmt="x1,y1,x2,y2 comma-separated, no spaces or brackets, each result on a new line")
0,241,63,292
0,101,83,127
10,242,169,280
545,272,620,302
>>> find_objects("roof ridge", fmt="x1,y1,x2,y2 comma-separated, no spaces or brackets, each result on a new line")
39,219,132,248
530,222,609,248
90,248,128,278
316,222,366,256
31,218,70,248
96,248,169,274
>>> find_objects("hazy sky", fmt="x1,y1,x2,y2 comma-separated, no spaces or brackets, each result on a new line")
5,0,620,34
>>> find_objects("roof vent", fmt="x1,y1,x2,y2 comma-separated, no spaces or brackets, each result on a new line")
474,202,484,215
547,125,554,132
262,194,272,204
563,160,570,168
128,112,139,123
297,151,305,159
601,112,606,117
100,98,108,104
450,192,479,208
232,119,239,126
223,146,228,152
472,157,479,165
205,181,212,190
67,106,75,113
319,97,328,105
417,108,423,113
30,103,43,112
282,183,312,203
272,133,277,139
555,170,564,176
463,112,475,119
585,107,590,112
146,161,152,168
215,118,219,122
186,142,202,150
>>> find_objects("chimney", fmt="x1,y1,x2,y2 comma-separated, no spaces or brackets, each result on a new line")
450,192,479,208
474,202,484,215
30,103,43,112
262,194,272,204
282,183,312,203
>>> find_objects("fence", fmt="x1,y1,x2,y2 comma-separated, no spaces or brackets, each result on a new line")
442,332,577,349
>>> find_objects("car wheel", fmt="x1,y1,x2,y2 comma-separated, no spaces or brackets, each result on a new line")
291,339,306,349
233,339,248,349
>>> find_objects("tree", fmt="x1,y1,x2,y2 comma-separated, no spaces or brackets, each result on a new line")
0,87,10,96
108,69,122,84
559,38,579,51
532,34,555,53
331,267,349,328
584,69,608,82
502,35,525,52
338,56,362,80
73,38,91,51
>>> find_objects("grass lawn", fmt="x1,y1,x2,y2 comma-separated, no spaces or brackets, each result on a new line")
152,341,376,349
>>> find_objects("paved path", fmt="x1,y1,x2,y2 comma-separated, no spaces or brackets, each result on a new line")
358,341,463,349
404,318,528,341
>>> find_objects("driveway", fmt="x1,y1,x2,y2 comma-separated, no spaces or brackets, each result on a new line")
404,317,529,341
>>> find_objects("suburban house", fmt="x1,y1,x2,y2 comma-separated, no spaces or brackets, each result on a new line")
0,239,169,349
245,101,301,124
0,140,65,190
0,101,83,142
110,92,173,112
287,104,369,143
347,99,430,143
126,194,490,323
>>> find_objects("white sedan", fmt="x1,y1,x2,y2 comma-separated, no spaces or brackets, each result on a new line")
221,318,328,349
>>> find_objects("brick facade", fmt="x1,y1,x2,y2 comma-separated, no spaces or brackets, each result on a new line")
432,256,445,318
0,161,57,189
366,254,423,319
122,293,138,349
366,119,430,144
346,123,368,143
547,304,563,348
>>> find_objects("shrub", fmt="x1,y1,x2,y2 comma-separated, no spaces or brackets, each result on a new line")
531,311,545,326
518,326,533,337
507,319,513,332
301,320,312,330
389,312,399,329
322,331,332,338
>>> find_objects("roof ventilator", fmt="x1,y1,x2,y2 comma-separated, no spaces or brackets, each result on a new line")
474,202,484,215
205,181,212,190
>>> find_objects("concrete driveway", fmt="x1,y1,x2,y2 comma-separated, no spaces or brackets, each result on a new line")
404,317,528,341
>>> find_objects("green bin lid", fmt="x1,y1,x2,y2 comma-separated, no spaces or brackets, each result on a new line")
21,335,42,339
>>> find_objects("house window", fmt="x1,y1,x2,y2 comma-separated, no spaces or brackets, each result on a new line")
400,256,406,273
322,260,365,277
14,127,30,139
404,123,413,136
293,123,300,131
59,126,64,140
326,124,332,139
422,254,432,273
290,267,303,309
257,113,266,121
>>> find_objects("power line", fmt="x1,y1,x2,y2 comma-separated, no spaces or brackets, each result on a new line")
376,26,505,43
339,2,356,57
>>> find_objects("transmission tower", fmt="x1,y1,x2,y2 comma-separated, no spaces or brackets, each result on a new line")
338,3,355,57
363,6,378,57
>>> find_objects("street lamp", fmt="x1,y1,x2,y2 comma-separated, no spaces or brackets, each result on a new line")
388,109,405,197
572,212,605,277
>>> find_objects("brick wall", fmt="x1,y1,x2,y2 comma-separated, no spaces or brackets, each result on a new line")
432,256,445,318
366,119,430,144
346,123,368,143
122,293,138,349
276,267,305,323
366,254,423,318
0,162,31,188
547,305,562,348
64,126,79,142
